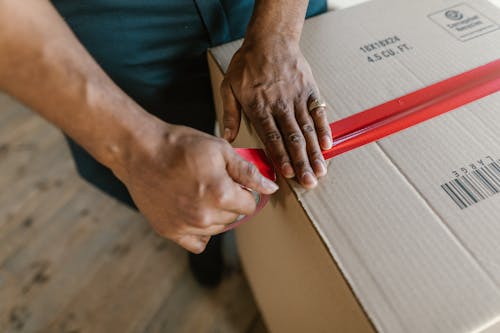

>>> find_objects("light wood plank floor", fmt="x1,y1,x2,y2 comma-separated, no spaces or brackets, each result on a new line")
0,92,267,333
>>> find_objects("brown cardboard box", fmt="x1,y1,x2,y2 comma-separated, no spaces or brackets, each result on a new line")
208,0,500,332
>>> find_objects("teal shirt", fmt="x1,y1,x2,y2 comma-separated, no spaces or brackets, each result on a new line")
52,0,327,206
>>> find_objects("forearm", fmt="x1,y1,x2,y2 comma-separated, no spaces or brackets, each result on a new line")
245,0,309,44
0,0,279,253
0,0,156,177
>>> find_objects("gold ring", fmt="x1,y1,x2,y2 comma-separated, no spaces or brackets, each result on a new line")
308,99,327,113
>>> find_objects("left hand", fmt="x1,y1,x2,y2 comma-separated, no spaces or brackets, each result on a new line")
221,38,332,189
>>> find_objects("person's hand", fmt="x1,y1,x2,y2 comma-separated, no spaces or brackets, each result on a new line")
221,38,332,189
113,121,279,253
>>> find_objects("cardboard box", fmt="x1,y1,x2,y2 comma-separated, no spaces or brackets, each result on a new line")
208,0,500,331
327,0,500,10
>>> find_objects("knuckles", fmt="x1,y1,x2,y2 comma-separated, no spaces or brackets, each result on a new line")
241,160,258,183
310,151,323,161
193,212,211,228
265,131,282,143
271,98,289,117
211,184,230,208
209,178,237,206
247,99,266,115
302,124,315,133
316,125,331,136
311,107,327,117
287,132,304,145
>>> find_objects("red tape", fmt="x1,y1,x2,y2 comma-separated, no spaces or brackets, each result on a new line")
223,148,275,231
325,58,500,159
228,58,500,230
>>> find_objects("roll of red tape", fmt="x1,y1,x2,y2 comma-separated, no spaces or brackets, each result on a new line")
223,148,276,231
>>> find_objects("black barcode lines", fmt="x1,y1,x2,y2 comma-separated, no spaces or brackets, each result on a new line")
441,161,500,209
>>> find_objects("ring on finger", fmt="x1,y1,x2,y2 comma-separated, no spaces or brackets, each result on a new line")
308,99,327,113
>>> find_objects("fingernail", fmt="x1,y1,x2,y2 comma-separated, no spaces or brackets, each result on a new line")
263,178,279,193
321,135,333,150
223,128,232,141
281,162,295,178
302,172,318,188
314,159,327,177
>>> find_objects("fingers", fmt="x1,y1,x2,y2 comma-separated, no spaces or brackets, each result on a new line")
295,100,327,178
177,234,211,254
272,100,318,189
308,91,333,150
175,200,251,253
215,184,257,216
182,221,229,236
175,208,240,254
246,102,295,179
225,149,279,195
182,171,264,228
221,80,241,142
187,208,241,228
244,93,330,189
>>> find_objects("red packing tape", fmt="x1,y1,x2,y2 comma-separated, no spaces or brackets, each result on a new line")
227,58,500,230
325,58,500,159
223,148,275,231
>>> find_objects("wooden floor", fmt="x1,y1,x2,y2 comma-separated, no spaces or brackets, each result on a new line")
0,93,267,333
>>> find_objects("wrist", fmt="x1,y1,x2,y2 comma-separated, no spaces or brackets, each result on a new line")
244,27,301,47
94,110,142,182
239,34,301,65
242,33,301,53
244,0,307,47
81,81,167,181
106,110,175,183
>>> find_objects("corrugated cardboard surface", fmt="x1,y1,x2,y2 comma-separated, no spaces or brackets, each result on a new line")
209,0,500,332
328,0,500,10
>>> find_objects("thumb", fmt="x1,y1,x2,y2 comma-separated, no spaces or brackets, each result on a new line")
220,79,241,142
225,149,279,195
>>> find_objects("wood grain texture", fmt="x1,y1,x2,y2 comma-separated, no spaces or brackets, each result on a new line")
0,93,267,333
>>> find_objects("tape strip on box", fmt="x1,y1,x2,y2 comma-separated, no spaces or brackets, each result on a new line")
228,58,500,229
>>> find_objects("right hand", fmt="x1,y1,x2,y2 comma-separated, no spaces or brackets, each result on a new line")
112,121,279,253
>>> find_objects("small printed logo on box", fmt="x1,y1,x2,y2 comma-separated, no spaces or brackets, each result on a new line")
429,4,499,41
445,10,463,21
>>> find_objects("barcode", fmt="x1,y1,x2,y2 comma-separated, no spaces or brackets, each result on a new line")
441,161,500,209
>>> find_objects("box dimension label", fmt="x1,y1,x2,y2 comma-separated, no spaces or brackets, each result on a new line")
429,3,499,41
358,35,414,64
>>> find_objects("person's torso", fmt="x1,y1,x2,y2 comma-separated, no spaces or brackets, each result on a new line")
51,0,327,126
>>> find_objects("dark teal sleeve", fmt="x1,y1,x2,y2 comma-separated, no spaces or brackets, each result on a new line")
197,0,327,45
